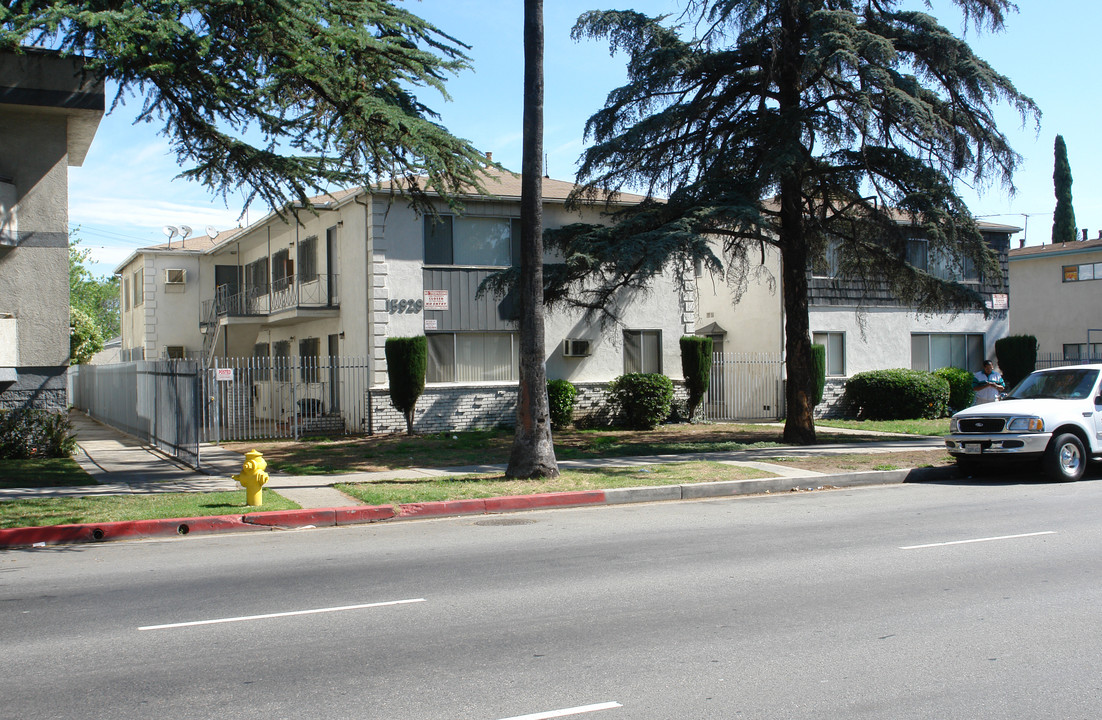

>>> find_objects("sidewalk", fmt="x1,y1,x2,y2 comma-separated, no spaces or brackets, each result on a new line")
0,411,953,547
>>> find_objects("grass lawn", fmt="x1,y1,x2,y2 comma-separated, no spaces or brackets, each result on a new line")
226,421,918,475
815,418,949,436
336,461,774,506
0,458,95,489
0,491,300,529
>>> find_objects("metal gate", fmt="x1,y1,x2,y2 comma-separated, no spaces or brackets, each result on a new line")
704,352,785,421
70,360,202,467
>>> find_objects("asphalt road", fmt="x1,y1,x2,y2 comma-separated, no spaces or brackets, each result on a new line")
3,475,1102,719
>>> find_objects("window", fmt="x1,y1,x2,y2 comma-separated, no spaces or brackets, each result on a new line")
813,332,846,376
273,340,291,381
624,330,662,374
426,332,518,383
911,333,984,372
1063,343,1102,361
164,268,186,284
272,249,293,290
132,269,144,307
246,257,269,294
908,238,978,282
123,277,130,311
811,237,842,278
253,342,271,380
298,236,318,282
424,215,521,267
164,346,186,359
299,337,320,383
1062,262,1102,282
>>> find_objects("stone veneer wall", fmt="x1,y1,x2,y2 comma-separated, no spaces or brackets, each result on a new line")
367,381,690,435
813,377,853,419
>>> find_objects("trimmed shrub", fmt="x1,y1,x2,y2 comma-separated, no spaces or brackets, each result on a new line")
385,336,427,435
845,369,949,420
934,366,975,412
608,373,674,430
547,379,577,429
0,409,77,459
995,335,1038,391
810,343,827,405
679,335,713,421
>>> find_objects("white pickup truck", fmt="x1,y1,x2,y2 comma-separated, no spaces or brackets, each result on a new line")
945,364,1102,481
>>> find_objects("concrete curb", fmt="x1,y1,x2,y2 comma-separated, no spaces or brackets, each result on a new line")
0,466,958,549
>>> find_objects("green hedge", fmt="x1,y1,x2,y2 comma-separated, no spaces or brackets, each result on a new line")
0,410,77,459
679,336,713,421
547,379,577,429
811,343,826,405
845,369,949,420
934,366,975,412
995,335,1037,391
385,336,427,435
608,373,674,430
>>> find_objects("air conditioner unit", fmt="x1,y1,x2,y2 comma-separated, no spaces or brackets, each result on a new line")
164,268,186,284
562,338,591,357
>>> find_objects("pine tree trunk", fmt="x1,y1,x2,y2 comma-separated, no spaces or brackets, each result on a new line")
507,0,559,478
778,0,816,446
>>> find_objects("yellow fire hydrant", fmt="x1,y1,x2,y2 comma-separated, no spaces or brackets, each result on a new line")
233,450,269,507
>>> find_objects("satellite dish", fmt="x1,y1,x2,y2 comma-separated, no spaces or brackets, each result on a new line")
179,225,192,240
206,225,219,239
162,225,178,248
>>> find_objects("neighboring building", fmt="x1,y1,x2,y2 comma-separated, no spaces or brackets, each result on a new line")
1009,233,1102,361
0,49,104,410
695,220,1017,417
117,172,693,433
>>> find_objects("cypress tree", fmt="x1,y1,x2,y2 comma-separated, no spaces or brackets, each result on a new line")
1052,135,1078,244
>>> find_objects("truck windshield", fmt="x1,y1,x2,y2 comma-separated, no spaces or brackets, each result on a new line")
1008,369,1100,400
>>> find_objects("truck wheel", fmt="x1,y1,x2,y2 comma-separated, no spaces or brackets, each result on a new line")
1043,433,1086,482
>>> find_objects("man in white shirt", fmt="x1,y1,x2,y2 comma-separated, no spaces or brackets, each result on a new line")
972,359,1005,404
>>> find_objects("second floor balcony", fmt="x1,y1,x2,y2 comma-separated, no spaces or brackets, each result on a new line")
202,273,340,328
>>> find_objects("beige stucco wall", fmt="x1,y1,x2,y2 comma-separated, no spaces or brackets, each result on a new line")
1009,245,1102,355
695,242,784,355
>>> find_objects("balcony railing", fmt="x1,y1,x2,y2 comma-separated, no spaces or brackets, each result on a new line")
202,273,340,325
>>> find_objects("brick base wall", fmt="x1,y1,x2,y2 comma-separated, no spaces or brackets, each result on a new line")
366,380,690,435
814,377,853,419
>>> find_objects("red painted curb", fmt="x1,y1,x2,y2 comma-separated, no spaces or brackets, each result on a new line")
485,491,607,512
398,498,488,518
0,514,253,548
336,506,397,525
242,509,336,527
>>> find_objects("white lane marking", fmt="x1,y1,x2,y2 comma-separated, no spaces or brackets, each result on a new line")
497,702,623,720
900,531,1056,550
139,598,426,631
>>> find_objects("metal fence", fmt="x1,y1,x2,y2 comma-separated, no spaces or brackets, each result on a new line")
1036,352,1102,370
69,360,202,467
204,356,370,442
703,352,785,422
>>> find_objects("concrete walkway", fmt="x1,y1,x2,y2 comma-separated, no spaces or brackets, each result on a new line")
0,411,946,508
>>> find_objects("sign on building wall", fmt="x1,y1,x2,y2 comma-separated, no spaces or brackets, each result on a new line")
215,368,234,382
424,319,438,330
424,289,449,311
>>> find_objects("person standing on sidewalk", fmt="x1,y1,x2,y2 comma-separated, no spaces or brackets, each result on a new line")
972,359,1005,404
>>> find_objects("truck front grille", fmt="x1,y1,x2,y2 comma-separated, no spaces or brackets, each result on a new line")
958,417,1006,433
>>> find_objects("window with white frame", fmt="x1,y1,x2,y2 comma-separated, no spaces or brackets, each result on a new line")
426,332,519,383
812,331,846,376
624,329,662,374
424,216,521,267
911,333,984,371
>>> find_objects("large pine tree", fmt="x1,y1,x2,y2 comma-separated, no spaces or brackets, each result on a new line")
549,0,1037,444
1,1,489,213
1052,134,1077,244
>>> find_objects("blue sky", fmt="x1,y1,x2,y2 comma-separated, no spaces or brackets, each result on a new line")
69,0,1102,278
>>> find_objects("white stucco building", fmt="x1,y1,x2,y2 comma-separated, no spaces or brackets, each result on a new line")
116,172,693,434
